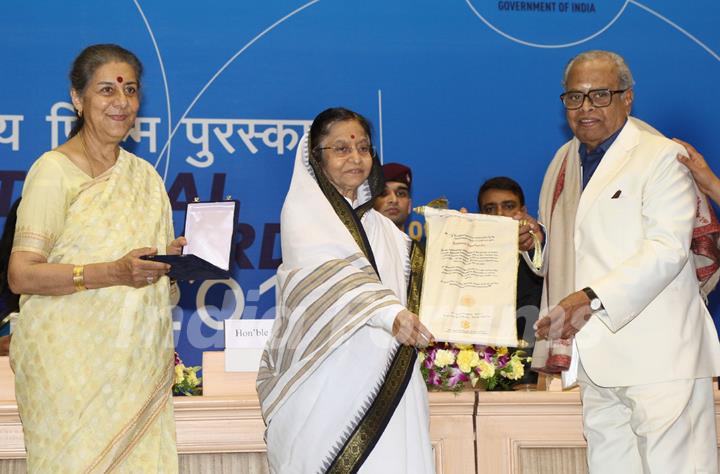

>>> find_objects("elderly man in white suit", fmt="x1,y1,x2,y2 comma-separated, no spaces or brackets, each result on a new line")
534,50,720,473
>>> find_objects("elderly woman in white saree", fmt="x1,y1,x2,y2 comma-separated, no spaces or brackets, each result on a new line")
257,108,435,473
8,44,182,473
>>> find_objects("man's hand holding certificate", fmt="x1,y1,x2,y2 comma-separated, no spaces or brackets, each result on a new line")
419,208,519,346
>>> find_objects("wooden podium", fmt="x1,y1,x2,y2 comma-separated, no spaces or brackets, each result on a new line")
1,353,719,473
0,353,475,474
199,351,476,474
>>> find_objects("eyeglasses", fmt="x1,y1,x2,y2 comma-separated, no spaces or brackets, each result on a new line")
315,142,375,158
560,88,628,110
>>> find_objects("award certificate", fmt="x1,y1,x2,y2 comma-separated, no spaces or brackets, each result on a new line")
419,208,519,346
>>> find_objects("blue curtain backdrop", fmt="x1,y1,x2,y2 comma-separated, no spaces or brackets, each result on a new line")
1,0,719,366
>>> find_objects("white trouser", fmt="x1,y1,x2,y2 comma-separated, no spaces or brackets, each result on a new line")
578,364,718,474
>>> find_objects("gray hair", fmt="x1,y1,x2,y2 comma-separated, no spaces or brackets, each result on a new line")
562,50,635,90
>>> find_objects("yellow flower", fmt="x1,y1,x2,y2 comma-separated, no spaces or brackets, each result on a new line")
455,343,474,350
496,346,508,356
504,359,525,380
418,351,427,365
187,372,199,386
456,349,480,373
174,364,185,385
434,349,456,368
477,359,495,379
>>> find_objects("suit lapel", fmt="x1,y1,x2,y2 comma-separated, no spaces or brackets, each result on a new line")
574,120,640,229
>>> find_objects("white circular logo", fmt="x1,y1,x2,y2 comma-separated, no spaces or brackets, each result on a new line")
465,0,629,48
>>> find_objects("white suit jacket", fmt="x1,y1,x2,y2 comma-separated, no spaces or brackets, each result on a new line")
543,118,720,387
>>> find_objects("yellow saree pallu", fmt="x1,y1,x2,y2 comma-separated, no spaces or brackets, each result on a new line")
10,149,178,473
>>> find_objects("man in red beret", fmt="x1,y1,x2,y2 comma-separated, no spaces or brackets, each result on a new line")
374,162,413,231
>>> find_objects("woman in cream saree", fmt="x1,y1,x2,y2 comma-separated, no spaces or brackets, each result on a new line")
9,44,179,473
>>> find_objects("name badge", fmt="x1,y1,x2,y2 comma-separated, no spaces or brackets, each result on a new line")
224,319,274,372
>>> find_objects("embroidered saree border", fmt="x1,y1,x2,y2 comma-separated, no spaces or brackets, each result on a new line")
13,229,55,258
261,298,399,421
257,258,390,404
84,358,174,474
325,345,417,474
279,273,385,369
406,240,426,314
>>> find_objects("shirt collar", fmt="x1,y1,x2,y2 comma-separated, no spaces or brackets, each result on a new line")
579,119,627,161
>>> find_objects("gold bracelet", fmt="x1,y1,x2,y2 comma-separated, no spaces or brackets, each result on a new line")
72,265,87,292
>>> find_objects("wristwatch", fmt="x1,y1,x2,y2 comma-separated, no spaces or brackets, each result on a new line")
582,287,604,312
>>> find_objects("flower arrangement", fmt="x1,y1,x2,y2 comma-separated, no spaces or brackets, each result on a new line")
173,351,203,396
419,343,531,391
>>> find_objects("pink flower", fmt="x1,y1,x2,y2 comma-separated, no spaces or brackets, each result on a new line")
446,367,470,387
423,348,436,369
427,369,441,386
482,347,495,363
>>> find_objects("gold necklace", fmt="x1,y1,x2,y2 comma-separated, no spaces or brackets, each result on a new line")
78,131,96,178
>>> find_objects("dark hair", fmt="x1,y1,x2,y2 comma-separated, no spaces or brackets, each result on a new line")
477,176,525,210
0,199,20,315
309,107,373,162
69,44,143,138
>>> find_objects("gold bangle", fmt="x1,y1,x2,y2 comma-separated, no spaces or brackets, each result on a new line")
72,265,86,292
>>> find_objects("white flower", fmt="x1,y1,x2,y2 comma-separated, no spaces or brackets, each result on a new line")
503,358,525,380
477,360,495,379
457,350,481,373
434,349,456,368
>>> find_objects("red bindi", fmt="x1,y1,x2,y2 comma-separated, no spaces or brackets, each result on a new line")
350,134,355,139
117,76,123,83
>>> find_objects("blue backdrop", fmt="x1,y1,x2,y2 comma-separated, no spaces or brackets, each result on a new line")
1,1,719,366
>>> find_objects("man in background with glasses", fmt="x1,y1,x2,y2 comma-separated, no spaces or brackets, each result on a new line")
532,50,720,473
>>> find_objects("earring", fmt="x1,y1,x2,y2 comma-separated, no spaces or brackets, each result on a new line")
77,109,83,118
